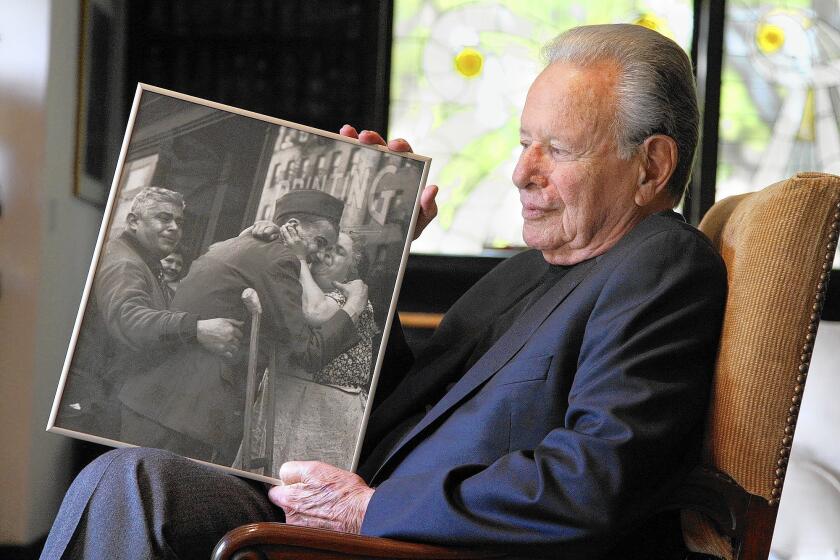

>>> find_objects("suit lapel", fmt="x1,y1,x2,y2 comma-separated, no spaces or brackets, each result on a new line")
372,257,599,482
363,254,548,445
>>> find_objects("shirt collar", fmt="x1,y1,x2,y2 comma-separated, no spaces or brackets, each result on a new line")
120,231,164,276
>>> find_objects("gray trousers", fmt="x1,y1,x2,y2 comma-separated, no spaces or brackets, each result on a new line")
40,447,283,559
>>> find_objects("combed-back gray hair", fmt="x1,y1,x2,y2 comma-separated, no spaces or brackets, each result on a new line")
129,186,185,217
542,24,699,202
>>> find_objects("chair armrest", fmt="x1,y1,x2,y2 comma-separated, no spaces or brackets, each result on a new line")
665,466,752,537
211,523,505,560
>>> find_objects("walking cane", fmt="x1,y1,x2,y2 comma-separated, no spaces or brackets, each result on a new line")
241,288,262,472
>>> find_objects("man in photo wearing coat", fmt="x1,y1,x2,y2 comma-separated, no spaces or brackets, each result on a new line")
44,24,727,559
57,187,244,440
117,189,369,464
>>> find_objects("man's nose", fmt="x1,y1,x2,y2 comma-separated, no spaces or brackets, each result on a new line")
512,145,547,190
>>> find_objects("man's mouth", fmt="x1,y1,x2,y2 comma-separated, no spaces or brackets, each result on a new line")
521,205,546,220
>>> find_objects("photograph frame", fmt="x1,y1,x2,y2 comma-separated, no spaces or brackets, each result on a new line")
49,83,431,485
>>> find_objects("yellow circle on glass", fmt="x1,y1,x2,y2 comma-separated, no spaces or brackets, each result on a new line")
454,47,484,78
756,23,785,53
634,13,665,33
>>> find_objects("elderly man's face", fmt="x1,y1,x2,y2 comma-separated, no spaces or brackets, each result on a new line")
128,201,184,259
513,60,644,264
294,218,339,264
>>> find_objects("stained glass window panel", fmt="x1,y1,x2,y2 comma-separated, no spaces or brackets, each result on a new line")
390,0,694,256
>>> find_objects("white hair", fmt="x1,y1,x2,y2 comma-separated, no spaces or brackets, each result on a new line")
542,24,699,202
129,186,185,217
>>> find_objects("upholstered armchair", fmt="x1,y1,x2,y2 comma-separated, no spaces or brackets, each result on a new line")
680,172,840,558
213,172,840,560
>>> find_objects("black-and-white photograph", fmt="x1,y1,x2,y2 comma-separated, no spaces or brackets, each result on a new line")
48,84,430,484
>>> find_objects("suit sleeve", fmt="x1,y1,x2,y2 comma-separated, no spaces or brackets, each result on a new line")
361,230,727,554
94,257,197,351
264,257,361,373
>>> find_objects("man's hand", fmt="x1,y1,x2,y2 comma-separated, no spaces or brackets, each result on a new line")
268,461,374,534
196,318,244,358
339,124,438,240
277,222,309,260
334,279,368,323
251,220,282,242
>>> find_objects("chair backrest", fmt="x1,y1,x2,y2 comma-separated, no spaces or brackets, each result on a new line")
682,172,840,559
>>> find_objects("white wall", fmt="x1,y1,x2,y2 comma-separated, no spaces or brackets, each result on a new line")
0,0,51,543
0,0,103,544
772,320,840,558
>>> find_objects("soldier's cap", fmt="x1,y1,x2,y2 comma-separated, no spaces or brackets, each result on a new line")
273,189,344,225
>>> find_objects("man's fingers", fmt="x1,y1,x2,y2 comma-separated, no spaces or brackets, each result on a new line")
420,184,439,216
386,138,413,153
357,130,387,146
339,124,359,139
277,460,314,485
412,184,439,240
340,125,413,153
268,483,304,511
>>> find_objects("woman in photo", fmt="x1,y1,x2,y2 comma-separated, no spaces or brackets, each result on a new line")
244,228,379,474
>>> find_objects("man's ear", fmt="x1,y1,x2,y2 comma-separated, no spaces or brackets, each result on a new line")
126,212,140,232
635,134,677,207
284,218,300,228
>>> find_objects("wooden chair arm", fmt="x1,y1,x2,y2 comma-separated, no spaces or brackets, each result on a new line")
211,523,505,560
664,466,751,537
664,466,777,559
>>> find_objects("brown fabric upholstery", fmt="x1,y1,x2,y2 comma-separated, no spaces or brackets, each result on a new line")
681,510,733,559
682,172,840,558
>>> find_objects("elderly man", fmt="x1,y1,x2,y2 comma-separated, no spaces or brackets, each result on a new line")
117,189,369,464
43,24,726,559
56,187,244,440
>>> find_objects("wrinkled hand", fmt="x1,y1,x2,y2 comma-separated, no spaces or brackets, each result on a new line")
252,220,282,242
278,222,309,260
268,461,374,534
340,125,438,240
196,318,244,358
334,279,368,321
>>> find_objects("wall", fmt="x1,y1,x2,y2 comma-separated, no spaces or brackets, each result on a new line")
0,0,103,544
0,0,50,543
772,320,840,557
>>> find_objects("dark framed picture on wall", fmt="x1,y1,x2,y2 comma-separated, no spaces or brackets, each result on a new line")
74,0,126,206
50,83,431,485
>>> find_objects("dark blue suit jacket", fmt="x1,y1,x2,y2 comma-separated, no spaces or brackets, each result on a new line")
358,212,727,558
